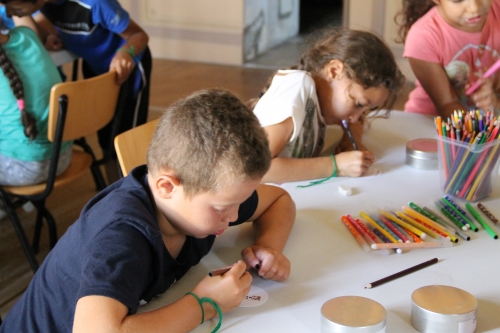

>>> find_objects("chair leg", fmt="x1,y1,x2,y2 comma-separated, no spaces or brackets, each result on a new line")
1,197,39,272
75,138,107,191
32,206,44,254
32,200,58,252
41,205,58,249
90,163,107,191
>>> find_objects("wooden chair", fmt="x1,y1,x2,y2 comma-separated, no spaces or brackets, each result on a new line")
114,119,159,177
0,72,120,272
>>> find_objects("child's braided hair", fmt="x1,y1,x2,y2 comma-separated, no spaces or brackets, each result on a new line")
0,43,38,141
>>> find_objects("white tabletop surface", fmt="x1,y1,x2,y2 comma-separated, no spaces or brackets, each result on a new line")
49,49,77,67
139,112,500,332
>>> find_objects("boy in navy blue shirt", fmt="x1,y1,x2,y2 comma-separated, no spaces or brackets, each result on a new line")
0,89,296,333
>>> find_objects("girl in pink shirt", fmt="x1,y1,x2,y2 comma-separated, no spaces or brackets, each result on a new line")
397,0,500,117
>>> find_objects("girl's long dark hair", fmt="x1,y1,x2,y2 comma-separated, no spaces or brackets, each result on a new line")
395,0,435,44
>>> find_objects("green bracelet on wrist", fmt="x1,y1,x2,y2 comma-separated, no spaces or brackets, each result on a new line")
297,154,337,188
117,45,138,65
186,292,223,332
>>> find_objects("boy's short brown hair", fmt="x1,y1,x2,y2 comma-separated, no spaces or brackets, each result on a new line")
147,89,271,197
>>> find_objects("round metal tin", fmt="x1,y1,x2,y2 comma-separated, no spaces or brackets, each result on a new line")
321,296,386,333
406,138,438,170
411,285,477,333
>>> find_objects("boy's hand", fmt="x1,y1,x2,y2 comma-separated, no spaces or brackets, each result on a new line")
44,34,63,51
335,150,375,177
468,77,499,112
241,245,290,281
109,51,135,85
192,260,252,315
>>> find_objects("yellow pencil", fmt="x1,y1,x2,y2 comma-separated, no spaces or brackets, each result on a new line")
379,210,427,240
359,212,399,244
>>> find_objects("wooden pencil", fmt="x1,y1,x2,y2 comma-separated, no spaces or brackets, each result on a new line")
365,258,439,289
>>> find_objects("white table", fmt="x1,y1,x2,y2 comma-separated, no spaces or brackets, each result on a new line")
49,49,77,67
139,112,500,332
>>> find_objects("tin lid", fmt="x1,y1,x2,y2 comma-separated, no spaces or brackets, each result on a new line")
406,138,438,160
411,285,477,322
321,296,386,332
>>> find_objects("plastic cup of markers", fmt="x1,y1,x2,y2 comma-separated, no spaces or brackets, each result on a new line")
437,136,500,202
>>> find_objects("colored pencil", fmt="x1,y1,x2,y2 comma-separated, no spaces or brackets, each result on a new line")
365,258,439,289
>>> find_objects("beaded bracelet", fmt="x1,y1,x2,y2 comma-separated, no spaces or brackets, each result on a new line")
117,45,138,65
186,292,223,333
297,154,337,188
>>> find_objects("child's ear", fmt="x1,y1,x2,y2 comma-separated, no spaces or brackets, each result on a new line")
325,59,345,80
155,174,181,199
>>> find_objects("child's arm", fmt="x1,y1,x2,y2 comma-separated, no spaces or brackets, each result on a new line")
262,118,374,183
111,19,149,85
31,12,64,50
240,184,295,281
408,57,466,118
73,260,252,333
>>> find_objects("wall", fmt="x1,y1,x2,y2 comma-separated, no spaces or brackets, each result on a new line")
244,0,299,62
122,0,245,65
121,0,299,65
346,0,415,82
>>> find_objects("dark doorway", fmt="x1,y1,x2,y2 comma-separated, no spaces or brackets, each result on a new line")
300,0,343,34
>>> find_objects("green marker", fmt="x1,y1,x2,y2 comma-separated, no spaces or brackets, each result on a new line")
465,203,498,239
409,202,461,242
441,197,478,231
435,202,468,231
423,206,470,241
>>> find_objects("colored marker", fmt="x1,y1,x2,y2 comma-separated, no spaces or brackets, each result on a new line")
360,212,399,243
464,204,498,240
477,203,499,224
346,215,377,248
422,206,470,241
341,216,371,252
410,202,464,241
380,210,427,240
341,119,359,150
369,225,402,254
371,215,403,243
371,242,452,250
441,197,478,231
351,217,390,255
402,206,457,242
466,58,500,95
397,211,441,239
379,215,410,243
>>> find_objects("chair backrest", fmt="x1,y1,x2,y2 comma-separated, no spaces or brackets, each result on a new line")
114,118,160,176
48,71,120,142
